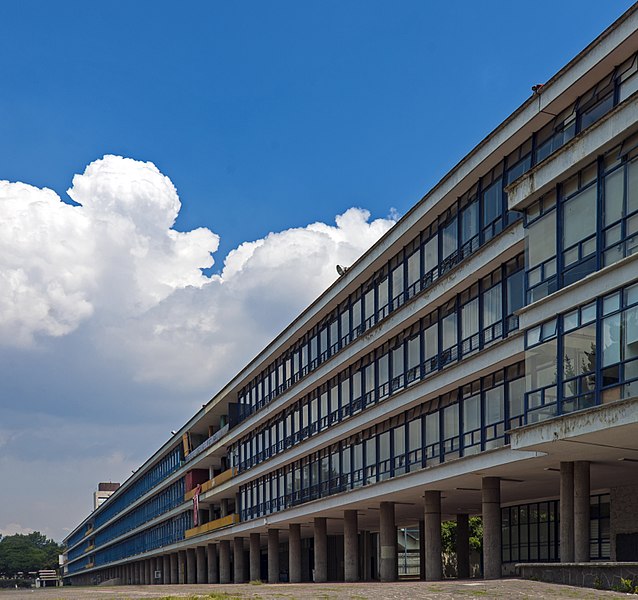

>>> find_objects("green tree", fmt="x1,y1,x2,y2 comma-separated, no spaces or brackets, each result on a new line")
441,517,483,555
0,532,62,577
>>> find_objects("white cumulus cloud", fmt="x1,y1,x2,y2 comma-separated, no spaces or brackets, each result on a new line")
0,155,396,540
0,155,395,389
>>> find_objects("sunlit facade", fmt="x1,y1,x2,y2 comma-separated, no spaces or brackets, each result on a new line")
63,5,638,587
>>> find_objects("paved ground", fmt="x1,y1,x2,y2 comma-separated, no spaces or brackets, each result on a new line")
0,580,629,599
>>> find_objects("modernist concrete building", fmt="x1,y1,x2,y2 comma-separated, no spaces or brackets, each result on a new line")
63,5,638,587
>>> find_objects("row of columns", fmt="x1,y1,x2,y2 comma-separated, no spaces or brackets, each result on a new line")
98,469,593,585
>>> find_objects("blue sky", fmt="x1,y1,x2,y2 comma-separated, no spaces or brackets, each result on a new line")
0,1,635,541
2,1,634,260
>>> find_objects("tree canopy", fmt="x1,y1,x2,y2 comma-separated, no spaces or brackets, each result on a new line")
0,532,62,577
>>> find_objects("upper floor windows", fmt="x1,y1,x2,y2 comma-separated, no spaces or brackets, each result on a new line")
525,137,638,303
233,257,524,475
524,279,638,423
237,51,638,425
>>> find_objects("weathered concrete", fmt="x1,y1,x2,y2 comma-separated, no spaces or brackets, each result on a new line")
249,533,261,582
482,477,501,580
186,549,196,584
362,529,373,581
574,461,591,563
424,491,443,581
219,540,231,584
379,501,397,582
233,537,246,583
560,461,575,562
268,529,280,584
196,546,206,584
344,510,358,582
611,482,638,561
289,523,302,583
162,555,170,584
207,543,219,584
314,517,328,582
178,551,186,584
170,553,178,584
456,513,470,579
519,562,638,592
419,520,426,581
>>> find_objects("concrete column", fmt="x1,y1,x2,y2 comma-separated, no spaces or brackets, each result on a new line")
314,517,328,582
250,533,261,582
418,520,426,581
220,498,229,517
233,537,246,583
186,549,196,584
207,543,219,583
147,558,153,584
219,540,231,584
268,529,280,584
170,553,178,584
482,477,501,580
362,530,373,581
574,461,591,563
162,555,170,584
344,510,358,582
424,491,443,581
178,550,186,584
456,513,470,579
154,557,159,584
134,561,140,584
379,501,397,582
196,546,207,583
560,461,575,563
289,523,302,583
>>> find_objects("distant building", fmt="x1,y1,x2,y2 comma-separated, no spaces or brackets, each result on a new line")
63,4,638,589
93,483,120,511
35,570,60,588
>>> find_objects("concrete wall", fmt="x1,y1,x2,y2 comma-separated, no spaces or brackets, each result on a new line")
610,483,638,561
518,563,638,592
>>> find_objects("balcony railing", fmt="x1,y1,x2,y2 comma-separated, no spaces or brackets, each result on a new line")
184,467,238,501
184,513,240,539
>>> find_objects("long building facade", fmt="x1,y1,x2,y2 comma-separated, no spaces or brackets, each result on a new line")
63,5,638,586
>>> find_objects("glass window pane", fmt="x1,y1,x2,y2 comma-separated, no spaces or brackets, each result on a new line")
407,336,420,370
507,270,524,314
442,219,457,259
462,298,479,338
424,236,438,273
392,265,404,298
484,284,502,327
605,168,624,226
563,186,597,249
407,251,420,286
485,385,504,424
443,314,457,350
483,179,502,226
526,339,558,389
603,314,621,366
462,201,479,242
409,419,422,450
527,211,556,268
463,395,480,430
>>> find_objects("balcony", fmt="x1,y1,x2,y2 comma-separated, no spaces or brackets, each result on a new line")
184,467,238,501
184,513,240,539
